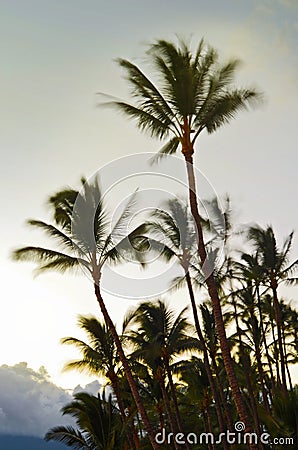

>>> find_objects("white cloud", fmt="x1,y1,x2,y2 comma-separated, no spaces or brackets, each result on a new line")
72,379,102,396
0,362,72,437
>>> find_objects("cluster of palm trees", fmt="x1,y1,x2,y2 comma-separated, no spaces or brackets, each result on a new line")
13,38,297,449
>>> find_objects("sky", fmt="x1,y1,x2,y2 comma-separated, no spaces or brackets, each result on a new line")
0,0,297,438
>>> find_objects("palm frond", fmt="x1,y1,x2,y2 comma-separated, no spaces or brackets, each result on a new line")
108,190,139,242
27,220,76,252
203,89,260,133
45,425,93,449
104,223,150,267
116,58,177,129
149,136,180,164
111,101,170,139
36,255,84,275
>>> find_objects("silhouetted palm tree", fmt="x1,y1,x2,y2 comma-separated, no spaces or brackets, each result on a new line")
125,300,197,450
248,225,298,393
62,315,138,448
45,392,127,449
146,198,229,440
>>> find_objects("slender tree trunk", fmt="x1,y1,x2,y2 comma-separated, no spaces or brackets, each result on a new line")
94,282,160,450
185,271,229,444
202,411,213,450
156,401,165,431
230,293,264,445
110,372,127,420
209,352,234,432
206,406,216,450
182,147,256,447
109,372,137,449
256,286,275,395
163,357,192,450
131,418,141,449
249,312,271,413
271,281,287,393
282,324,293,391
158,373,180,450
270,312,281,387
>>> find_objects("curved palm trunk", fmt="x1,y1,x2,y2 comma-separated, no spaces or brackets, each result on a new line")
94,283,160,450
182,140,256,448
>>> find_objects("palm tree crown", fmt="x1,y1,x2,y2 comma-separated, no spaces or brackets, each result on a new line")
12,177,146,283
112,38,260,160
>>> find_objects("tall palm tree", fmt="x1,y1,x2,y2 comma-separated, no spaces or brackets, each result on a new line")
146,198,230,441
247,225,298,393
110,37,261,436
12,178,160,450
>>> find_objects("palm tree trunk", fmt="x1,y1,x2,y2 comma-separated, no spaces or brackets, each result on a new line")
256,287,275,395
206,406,216,450
182,145,256,449
185,271,229,442
158,374,180,450
209,352,234,432
271,281,287,393
202,411,213,450
163,357,192,450
282,324,293,391
230,293,264,442
109,372,137,449
94,283,160,450
156,401,165,431
249,312,271,413
270,312,281,387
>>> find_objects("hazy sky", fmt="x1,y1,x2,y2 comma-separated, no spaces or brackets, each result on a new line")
0,0,297,419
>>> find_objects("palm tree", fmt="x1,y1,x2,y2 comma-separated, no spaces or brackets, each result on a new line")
125,299,198,450
179,356,217,450
45,392,127,449
62,315,138,448
146,198,230,440
109,37,261,436
233,252,276,394
12,178,159,450
247,225,298,393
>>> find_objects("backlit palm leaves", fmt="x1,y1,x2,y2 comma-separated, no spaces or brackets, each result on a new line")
112,39,259,160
